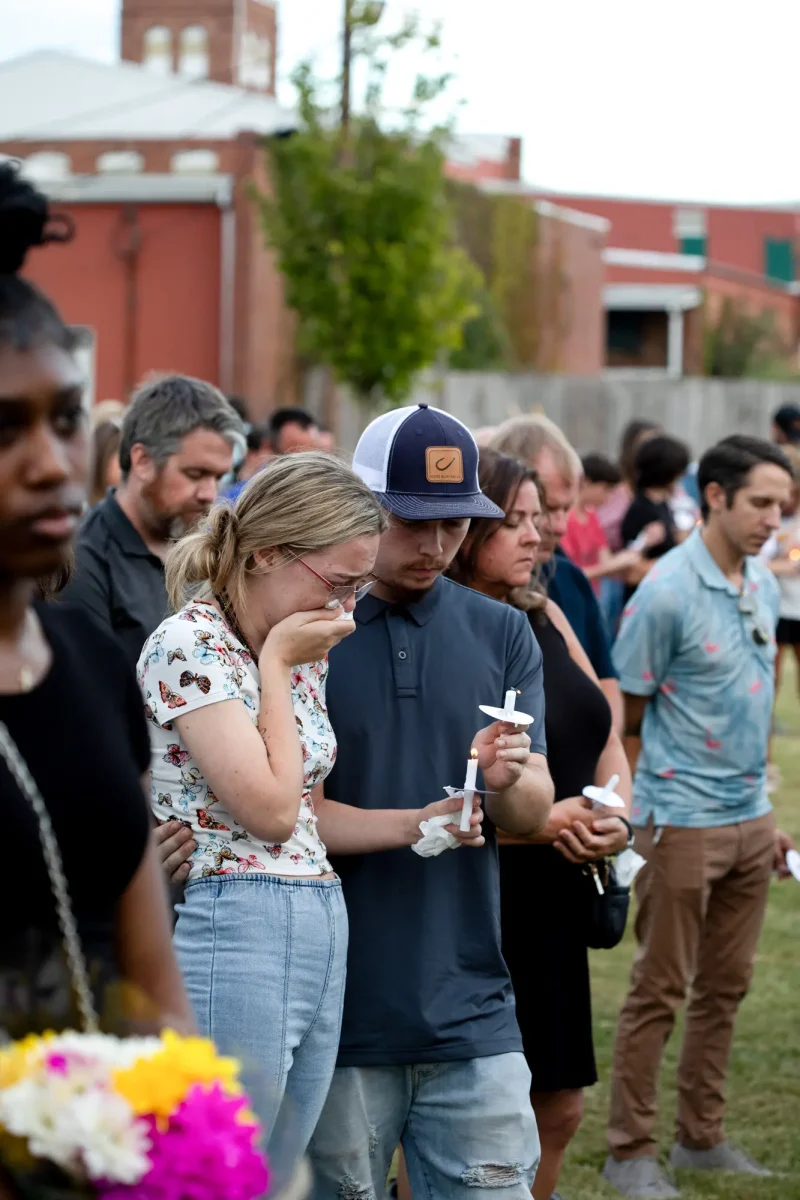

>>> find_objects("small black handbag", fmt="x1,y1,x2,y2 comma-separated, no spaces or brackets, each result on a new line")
584,858,631,950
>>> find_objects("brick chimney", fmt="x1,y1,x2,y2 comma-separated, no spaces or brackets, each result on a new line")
121,0,277,95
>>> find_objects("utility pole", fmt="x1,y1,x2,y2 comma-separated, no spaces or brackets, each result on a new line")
342,1,384,132
341,0,353,133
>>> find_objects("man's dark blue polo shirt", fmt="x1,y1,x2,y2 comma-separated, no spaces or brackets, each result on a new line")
325,575,547,1067
548,549,618,680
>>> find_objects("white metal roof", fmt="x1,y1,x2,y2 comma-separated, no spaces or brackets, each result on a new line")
604,247,706,272
0,50,296,141
447,133,517,168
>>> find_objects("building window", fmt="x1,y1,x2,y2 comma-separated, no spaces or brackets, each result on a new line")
673,207,707,258
143,26,172,75
680,235,706,257
171,149,220,174
179,25,210,79
21,152,72,182
239,30,272,89
764,237,795,283
96,151,145,174
606,310,669,369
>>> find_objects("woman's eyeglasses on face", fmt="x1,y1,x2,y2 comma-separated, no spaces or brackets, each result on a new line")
298,558,377,605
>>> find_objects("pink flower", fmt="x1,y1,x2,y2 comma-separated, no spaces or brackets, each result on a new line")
704,643,719,654
749,680,762,693
705,735,722,751
642,670,654,682
659,768,676,779
659,681,676,696
45,1053,70,1075
100,1085,268,1200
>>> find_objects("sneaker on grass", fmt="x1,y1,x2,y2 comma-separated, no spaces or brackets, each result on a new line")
669,1141,772,1175
601,1156,680,1199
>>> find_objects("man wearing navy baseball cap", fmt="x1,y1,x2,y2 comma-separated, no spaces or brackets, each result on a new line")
309,405,554,1198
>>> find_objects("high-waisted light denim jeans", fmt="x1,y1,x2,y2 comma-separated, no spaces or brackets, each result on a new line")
174,873,348,1182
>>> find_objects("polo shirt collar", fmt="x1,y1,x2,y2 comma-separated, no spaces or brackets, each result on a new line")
355,573,445,626
103,491,158,559
685,527,739,596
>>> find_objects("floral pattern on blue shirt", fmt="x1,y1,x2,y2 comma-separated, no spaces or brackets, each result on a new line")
613,529,779,828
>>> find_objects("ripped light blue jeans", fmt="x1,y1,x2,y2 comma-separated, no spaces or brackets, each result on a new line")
308,1053,540,1199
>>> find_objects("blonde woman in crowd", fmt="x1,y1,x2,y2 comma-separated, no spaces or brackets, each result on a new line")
138,453,386,1157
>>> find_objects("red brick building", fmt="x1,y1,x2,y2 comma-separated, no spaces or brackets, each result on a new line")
447,134,800,377
543,192,800,376
0,0,293,417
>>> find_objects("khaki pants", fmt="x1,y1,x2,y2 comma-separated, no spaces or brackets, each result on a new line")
607,811,775,1158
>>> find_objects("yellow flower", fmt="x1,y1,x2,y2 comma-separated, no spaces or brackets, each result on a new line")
0,1034,50,1091
113,1030,240,1120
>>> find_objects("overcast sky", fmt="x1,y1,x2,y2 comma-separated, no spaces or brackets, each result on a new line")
3,0,799,204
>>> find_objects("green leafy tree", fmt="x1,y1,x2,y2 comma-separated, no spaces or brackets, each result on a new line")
703,297,788,378
254,20,481,407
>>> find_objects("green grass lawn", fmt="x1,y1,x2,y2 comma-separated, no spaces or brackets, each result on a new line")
558,668,800,1199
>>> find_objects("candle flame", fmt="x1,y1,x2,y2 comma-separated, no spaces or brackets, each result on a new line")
470,747,478,759
790,549,800,562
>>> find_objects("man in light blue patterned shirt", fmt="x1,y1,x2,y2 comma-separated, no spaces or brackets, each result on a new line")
602,436,795,1200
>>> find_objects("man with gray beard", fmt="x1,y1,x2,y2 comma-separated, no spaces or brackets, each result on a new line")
63,374,243,668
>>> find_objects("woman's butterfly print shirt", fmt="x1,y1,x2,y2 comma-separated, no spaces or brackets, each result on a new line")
137,600,334,879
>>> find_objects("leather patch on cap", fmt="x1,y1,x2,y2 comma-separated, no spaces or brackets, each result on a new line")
426,446,463,483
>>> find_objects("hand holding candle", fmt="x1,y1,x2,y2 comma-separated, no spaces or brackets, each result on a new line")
460,748,479,832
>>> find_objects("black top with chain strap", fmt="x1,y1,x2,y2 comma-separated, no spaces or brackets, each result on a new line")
0,601,151,1034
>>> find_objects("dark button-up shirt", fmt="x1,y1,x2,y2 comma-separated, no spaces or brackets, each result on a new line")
326,575,547,1066
548,549,618,680
62,494,168,670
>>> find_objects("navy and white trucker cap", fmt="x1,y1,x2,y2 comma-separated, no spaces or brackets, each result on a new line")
352,403,504,520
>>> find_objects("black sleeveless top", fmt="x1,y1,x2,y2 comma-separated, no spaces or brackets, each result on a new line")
0,602,151,1035
531,610,611,798
498,610,612,1090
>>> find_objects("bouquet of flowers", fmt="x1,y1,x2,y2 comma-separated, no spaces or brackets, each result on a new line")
0,1028,270,1200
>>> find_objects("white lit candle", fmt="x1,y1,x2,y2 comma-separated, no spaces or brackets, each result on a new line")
503,690,517,720
460,748,479,832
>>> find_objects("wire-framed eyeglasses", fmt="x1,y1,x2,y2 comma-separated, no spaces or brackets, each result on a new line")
298,558,377,606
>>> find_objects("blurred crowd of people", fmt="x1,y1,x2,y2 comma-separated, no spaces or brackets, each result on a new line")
2,161,798,1200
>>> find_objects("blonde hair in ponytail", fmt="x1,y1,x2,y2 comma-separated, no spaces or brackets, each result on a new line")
165,450,388,612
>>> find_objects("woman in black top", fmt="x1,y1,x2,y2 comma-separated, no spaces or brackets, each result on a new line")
0,162,190,1037
449,450,632,1200
621,434,690,603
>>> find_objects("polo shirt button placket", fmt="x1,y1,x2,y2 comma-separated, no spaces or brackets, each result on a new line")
387,613,417,697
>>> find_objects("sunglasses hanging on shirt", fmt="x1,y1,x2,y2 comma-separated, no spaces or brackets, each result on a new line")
737,589,770,646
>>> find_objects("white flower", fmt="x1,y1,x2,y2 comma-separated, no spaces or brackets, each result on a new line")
45,1033,162,1073
0,1074,151,1185
69,1089,151,1184
0,1077,82,1174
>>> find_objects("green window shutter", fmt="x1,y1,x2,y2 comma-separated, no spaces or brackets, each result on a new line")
680,236,706,256
764,238,795,283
